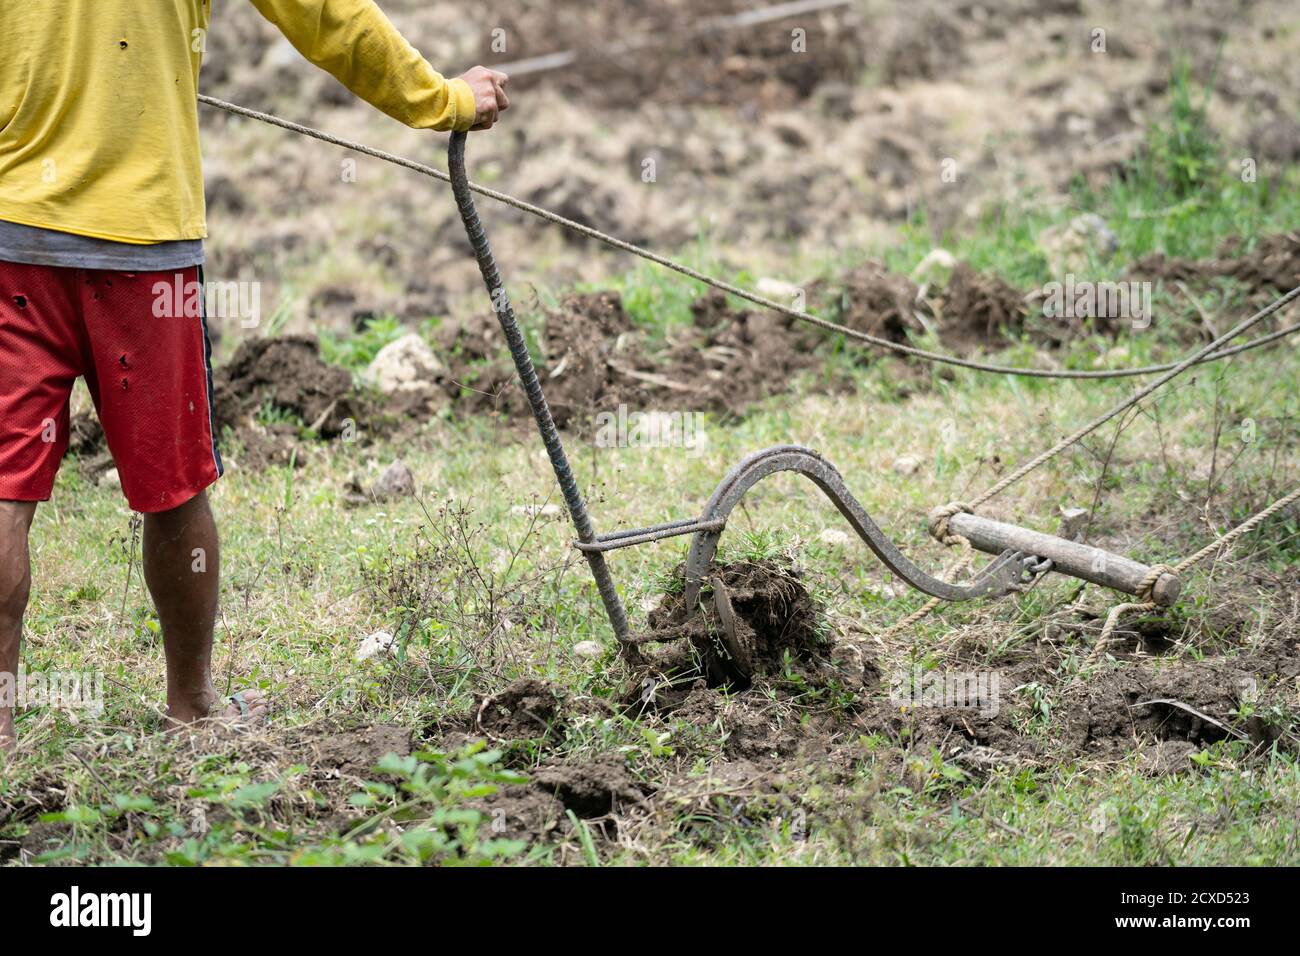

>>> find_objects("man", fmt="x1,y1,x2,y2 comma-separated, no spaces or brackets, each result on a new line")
0,0,508,751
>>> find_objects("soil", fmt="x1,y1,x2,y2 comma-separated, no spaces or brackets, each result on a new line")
438,288,849,429
532,756,648,819
1130,232,1300,299
634,559,829,692
211,335,360,467
474,677,566,741
811,262,926,345
309,723,413,776
937,262,1032,351
493,0,868,112
434,543,1300,853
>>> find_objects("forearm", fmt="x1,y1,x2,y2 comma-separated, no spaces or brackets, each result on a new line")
246,0,476,131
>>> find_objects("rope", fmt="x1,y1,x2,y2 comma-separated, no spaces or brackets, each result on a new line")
1086,484,1300,664
1171,485,1300,572
965,285,1300,510
1135,563,1173,601
196,95,1300,381
882,536,974,638
928,501,973,542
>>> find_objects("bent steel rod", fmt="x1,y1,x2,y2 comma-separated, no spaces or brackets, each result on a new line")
448,131,635,654
681,445,1030,608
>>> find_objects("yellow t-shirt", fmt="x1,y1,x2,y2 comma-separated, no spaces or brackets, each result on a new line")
0,0,476,244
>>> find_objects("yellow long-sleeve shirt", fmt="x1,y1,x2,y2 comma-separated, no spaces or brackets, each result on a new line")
0,0,476,244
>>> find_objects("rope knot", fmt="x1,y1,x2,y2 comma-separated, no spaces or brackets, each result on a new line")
1136,563,1173,602
928,501,973,543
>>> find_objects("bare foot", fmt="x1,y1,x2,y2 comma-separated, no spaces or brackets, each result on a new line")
167,688,270,731
219,689,271,726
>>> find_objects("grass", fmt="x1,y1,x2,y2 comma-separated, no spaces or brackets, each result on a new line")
3,65,1299,866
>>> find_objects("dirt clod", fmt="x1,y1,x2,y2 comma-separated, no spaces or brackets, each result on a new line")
310,723,413,776
533,755,647,819
638,559,826,691
212,335,360,467
939,262,1031,350
475,678,565,742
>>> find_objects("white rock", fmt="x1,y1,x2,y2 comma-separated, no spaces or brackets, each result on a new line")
818,528,852,547
909,248,958,286
98,468,121,491
364,333,444,396
572,640,603,659
892,455,922,476
355,629,395,662
755,277,803,303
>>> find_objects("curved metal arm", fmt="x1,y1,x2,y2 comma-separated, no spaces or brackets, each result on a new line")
683,445,1027,607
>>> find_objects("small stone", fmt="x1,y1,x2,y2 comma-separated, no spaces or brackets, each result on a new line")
755,277,802,303
98,468,121,491
892,454,922,476
572,640,603,659
363,333,445,400
818,527,852,547
372,459,416,500
355,629,395,662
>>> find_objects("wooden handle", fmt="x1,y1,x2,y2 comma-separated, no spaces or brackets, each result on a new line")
935,511,1181,606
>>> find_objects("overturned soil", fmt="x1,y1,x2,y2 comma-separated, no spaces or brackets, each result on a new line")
474,677,566,742
633,558,828,692
309,723,413,776
1131,232,1300,298
492,0,868,113
210,335,361,467
421,548,1300,854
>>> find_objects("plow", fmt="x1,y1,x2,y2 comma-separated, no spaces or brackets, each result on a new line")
446,131,1207,679
191,96,1300,676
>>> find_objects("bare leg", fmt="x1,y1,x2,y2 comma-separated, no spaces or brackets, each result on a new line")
142,490,265,725
0,501,38,752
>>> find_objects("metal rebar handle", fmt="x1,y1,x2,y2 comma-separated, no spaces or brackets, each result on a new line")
448,131,635,655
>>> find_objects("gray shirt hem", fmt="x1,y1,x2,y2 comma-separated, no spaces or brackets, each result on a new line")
0,219,204,271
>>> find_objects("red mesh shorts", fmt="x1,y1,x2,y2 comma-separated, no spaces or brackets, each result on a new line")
0,261,223,512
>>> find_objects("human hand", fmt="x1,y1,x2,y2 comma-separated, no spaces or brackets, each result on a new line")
456,65,509,130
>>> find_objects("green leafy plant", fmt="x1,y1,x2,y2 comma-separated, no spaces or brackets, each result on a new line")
345,742,529,865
